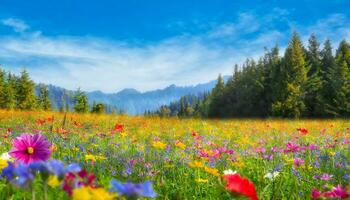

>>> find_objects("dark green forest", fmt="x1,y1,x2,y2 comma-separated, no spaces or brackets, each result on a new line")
151,32,350,118
0,69,114,114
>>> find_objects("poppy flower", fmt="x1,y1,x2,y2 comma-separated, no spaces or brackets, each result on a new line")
223,173,258,200
297,128,308,135
113,124,124,133
9,133,52,164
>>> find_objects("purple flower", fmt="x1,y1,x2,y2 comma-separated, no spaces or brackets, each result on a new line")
110,179,157,198
320,173,333,181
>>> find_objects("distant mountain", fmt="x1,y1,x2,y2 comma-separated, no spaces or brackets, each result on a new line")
42,76,230,115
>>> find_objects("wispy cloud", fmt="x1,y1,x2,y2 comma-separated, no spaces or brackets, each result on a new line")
0,10,349,92
1,18,29,33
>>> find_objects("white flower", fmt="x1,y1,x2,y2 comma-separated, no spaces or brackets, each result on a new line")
1,152,12,161
223,169,237,175
264,171,280,180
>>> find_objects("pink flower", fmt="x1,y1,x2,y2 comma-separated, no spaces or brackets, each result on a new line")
9,133,52,164
320,173,333,181
293,158,304,167
284,142,300,153
311,189,321,199
331,185,349,199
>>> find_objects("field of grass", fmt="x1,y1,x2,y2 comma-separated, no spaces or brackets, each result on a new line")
0,110,349,199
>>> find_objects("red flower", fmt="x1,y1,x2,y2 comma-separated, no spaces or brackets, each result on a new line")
63,169,96,196
113,124,124,133
192,131,197,137
223,173,258,200
297,128,308,135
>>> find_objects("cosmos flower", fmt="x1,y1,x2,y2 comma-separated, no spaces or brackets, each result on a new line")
223,173,258,200
110,180,157,198
9,133,52,164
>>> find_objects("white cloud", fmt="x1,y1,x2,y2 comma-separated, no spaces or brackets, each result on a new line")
1,18,29,33
0,11,349,93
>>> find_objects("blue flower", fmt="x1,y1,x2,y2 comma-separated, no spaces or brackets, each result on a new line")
46,160,66,178
1,162,15,180
12,164,34,188
110,179,157,198
66,163,81,173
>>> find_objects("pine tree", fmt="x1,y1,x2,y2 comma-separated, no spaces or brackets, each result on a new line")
319,39,335,117
326,40,350,116
91,102,105,114
16,69,37,110
37,84,52,110
304,34,323,116
208,74,225,117
2,73,17,109
0,68,6,108
73,88,89,113
272,32,308,118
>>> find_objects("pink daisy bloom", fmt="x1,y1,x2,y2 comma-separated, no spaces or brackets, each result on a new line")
9,133,52,164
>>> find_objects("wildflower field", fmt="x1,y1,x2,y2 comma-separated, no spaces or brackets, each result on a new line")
0,110,349,199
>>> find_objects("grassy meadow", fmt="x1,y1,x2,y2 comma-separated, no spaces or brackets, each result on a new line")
0,110,349,199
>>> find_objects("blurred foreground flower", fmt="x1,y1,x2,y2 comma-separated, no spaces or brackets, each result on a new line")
110,179,157,198
223,173,258,200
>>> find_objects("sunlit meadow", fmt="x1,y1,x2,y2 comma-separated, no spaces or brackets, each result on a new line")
0,110,349,199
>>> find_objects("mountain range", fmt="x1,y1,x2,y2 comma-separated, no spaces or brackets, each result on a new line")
42,76,230,115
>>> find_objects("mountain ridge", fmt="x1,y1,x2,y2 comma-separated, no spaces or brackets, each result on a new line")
43,76,230,115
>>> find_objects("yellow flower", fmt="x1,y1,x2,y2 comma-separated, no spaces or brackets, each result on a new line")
72,187,91,200
175,141,186,149
196,178,209,183
90,188,116,200
0,159,8,170
85,154,96,162
85,154,106,162
204,167,220,177
72,186,116,200
47,175,61,187
189,161,204,168
152,141,167,150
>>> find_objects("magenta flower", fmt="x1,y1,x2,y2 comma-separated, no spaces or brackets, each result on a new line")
293,158,305,167
9,133,52,164
311,189,321,199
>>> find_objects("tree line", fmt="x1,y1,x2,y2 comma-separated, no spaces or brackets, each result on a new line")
0,68,112,114
151,32,350,118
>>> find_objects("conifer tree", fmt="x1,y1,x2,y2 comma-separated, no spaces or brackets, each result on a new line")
272,32,307,118
326,40,350,116
91,102,105,114
208,74,225,117
16,69,37,110
304,34,323,116
0,68,6,108
73,88,89,113
2,73,17,109
37,84,52,110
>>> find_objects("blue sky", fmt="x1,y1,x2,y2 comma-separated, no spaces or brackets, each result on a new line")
0,0,350,92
